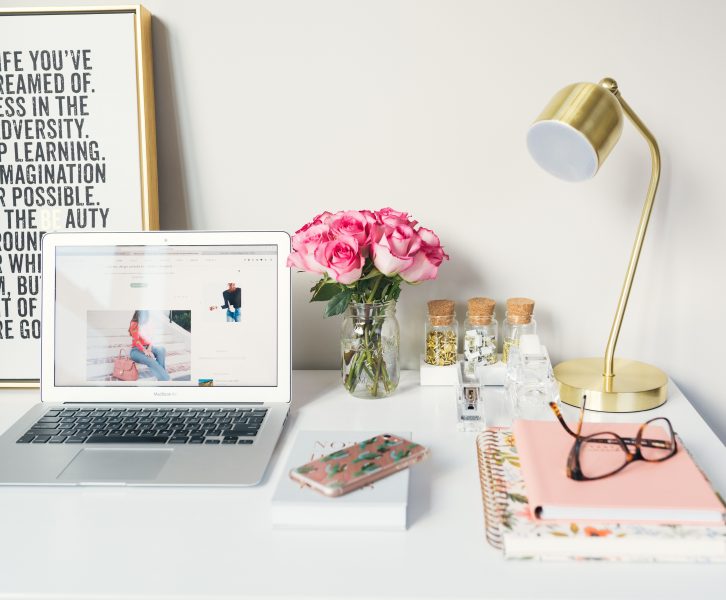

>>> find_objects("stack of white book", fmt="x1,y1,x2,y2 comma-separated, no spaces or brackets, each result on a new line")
271,430,410,530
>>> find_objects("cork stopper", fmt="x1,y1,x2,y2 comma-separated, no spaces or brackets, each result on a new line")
506,297,535,324
467,297,495,325
427,299,455,326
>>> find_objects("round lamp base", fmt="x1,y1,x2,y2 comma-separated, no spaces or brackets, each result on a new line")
554,357,667,413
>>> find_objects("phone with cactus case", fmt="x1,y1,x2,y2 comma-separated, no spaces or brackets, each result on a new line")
289,434,428,497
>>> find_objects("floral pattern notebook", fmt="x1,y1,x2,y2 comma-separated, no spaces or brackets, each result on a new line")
476,429,726,562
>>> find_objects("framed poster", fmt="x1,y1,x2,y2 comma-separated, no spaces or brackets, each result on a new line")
0,6,158,386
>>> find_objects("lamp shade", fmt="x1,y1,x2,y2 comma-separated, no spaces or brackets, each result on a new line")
527,82,624,182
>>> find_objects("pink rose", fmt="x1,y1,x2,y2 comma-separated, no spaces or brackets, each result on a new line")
311,211,333,225
313,235,363,284
360,210,377,225
375,207,415,226
287,222,331,273
400,227,449,282
328,210,372,249
371,222,422,275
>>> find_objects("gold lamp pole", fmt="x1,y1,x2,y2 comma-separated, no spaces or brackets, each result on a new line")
527,78,668,412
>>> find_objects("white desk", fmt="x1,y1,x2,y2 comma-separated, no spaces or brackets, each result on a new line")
0,371,724,599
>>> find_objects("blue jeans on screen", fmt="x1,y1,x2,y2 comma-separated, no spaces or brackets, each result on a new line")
226,307,241,322
130,346,171,381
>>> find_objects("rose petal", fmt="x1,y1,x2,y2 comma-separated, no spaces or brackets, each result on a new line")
400,250,439,283
372,241,414,275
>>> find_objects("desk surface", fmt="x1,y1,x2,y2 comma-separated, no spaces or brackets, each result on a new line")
0,371,724,600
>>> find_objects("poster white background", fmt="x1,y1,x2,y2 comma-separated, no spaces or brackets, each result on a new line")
0,12,142,380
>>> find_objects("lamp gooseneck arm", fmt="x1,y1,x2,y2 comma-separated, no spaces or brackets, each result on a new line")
601,79,661,379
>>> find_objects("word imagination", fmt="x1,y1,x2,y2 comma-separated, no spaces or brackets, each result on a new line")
0,48,111,342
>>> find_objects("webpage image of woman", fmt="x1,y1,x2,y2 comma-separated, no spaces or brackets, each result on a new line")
128,310,171,381
209,281,241,322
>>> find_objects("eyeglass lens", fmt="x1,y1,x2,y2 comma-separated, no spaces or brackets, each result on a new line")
640,418,676,461
578,433,628,479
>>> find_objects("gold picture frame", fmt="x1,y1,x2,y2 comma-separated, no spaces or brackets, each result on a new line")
0,5,159,387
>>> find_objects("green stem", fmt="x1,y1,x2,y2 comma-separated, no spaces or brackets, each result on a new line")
344,352,359,391
380,360,392,393
367,275,384,303
371,334,383,396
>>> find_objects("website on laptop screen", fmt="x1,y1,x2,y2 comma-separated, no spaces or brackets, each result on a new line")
54,245,278,387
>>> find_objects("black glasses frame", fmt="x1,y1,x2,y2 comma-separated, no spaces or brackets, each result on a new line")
548,396,678,481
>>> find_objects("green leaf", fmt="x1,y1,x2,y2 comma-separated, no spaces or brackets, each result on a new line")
321,449,349,461
325,462,347,477
353,451,380,463
352,462,381,477
358,437,378,449
325,288,354,317
357,268,382,281
507,493,528,504
311,280,343,302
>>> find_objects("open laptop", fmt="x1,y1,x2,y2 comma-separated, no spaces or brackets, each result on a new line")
0,230,291,486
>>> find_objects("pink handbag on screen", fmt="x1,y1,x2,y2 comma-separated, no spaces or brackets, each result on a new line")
112,350,138,381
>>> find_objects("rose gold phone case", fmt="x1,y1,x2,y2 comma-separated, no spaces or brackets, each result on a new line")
289,434,428,497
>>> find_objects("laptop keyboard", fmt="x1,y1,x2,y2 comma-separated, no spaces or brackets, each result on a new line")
16,407,267,445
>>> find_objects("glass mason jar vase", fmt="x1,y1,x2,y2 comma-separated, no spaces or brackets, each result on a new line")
341,301,400,398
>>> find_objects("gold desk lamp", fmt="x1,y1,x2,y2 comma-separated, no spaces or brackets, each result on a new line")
526,78,667,412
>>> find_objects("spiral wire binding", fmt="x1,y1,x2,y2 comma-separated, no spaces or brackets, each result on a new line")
476,430,510,551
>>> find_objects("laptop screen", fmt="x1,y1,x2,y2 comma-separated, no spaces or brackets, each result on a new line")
53,244,278,388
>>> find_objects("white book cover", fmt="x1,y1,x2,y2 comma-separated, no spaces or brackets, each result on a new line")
271,430,410,530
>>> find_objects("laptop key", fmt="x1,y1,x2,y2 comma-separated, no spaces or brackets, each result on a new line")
32,423,59,429
227,424,259,433
86,436,169,444
238,439,254,445
17,435,35,443
30,429,61,437
67,436,88,443
169,437,188,444
49,436,68,443
39,417,61,423
204,439,221,444
32,435,51,443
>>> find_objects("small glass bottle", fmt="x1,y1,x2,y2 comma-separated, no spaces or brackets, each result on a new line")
463,297,498,376
501,297,536,363
424,299,458,366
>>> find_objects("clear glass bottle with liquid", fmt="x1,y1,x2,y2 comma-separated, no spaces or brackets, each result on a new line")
501,297,536,363
462,297,498,376
424,299,458,366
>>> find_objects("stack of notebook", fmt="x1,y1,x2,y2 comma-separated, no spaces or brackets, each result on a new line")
476,422,726,562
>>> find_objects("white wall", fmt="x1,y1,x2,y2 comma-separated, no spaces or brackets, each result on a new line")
11,0,726,442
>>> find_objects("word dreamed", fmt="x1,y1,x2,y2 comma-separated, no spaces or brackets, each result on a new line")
0,49,110,342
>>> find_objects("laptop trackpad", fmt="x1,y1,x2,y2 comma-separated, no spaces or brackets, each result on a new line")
57,449,172,482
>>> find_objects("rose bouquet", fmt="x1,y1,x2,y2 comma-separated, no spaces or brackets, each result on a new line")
287,208,449,397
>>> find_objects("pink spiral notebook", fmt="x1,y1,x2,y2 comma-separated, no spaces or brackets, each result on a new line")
513,420,725,525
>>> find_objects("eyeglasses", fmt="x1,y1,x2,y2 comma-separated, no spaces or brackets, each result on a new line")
548,396,678,481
